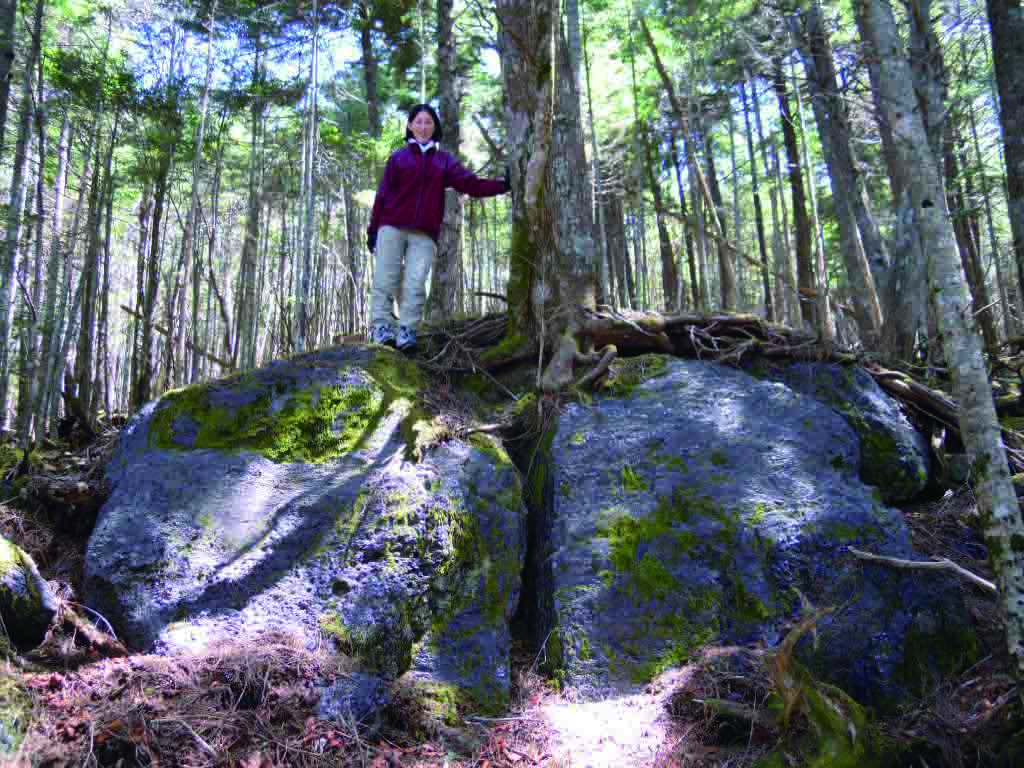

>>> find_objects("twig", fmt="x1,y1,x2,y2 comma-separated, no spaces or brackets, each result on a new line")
848,547,996,593
153,718,217,757
64,601,119,640
528,629,554,677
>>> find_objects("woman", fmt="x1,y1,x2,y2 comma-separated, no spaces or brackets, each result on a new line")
367,103,510,352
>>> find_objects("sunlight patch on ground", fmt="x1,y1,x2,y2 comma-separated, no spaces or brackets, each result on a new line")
541,692,668,767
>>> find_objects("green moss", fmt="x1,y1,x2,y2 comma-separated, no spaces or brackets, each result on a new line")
602,354,670,398
733,575,770,622
0,674,30,755
758,662,886,768
0,537,42,614
751,502,767,525
0,445,19,478
480,332,528,363
151,350,424,464
709,449,729,466
467,433,514,469
620,464,648,493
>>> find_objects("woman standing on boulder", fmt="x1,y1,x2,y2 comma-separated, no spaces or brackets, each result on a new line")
367,103,510,353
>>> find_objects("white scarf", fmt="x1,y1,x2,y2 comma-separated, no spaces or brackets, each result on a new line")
408,138,436,153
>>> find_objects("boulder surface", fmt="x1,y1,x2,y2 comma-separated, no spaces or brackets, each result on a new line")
86,346,526,713
0,534,58,650
523,357,972,709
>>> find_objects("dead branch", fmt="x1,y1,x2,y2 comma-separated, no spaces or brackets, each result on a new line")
848,547,996,593
121,305,233,369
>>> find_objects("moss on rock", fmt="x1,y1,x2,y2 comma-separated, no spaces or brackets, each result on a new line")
0,535,56,649
0,673,30,755
601,354,670,398
149,350,424,464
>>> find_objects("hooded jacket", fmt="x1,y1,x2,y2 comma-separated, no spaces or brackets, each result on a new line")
368,143,507,245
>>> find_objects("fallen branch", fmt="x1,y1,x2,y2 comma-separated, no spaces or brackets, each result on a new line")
121,304,233,369
849,547,996,593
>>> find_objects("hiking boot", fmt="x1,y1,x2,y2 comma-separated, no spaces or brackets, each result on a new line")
396,325,418,353
368,323,397,347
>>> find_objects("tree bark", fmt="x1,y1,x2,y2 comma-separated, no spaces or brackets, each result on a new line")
642,126,678,311
792,4,883,340
428,0,464,322
359,3,380,139
855,0,1024,678
0,0,17,153
739,79,774,321
704,125,735,312
173,0,217,383
238,36,264,369
35,110,69,435
773,58,815,328
0,9,41,431
987,0,1024,333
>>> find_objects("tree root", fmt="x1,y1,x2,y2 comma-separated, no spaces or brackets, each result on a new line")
417,309,1024,477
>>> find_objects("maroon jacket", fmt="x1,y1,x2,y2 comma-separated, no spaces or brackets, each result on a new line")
368,143,507,244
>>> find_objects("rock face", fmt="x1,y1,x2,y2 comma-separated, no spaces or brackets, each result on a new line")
524,357,973,709
0,534,58,650
759,362,930,503
85,346,526,713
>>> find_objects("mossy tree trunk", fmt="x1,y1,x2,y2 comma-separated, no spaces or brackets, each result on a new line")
854,0,1024,679
496,0,600,392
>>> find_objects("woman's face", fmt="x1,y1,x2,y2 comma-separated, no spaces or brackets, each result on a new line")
408,111,436,143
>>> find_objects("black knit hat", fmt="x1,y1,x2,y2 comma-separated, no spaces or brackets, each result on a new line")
405,103,444,143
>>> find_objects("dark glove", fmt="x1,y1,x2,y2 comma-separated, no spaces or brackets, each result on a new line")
367,231,376,253
502,165,511,194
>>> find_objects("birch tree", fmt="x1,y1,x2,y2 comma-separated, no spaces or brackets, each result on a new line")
854,0,1024,675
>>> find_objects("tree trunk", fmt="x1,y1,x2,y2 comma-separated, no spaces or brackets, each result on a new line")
359,3,380,139
643,127,678,311
134,137,174,408
497,0,597,391
238,38,264,369
969,92,1012,338
0,16,40,431
428,0,464,322
752,73,788,324
792,4,883,340
773,58,815,328
670,137,698,310
174,0,217,383
988,0,1024,332
582,20,610,303
945,126,999,350
790,55,834,343
704,124,735,312
739,79,774,321
35,111,69,435
856,0,1024,678
0,0,18,153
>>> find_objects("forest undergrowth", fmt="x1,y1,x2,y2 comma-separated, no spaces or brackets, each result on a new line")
2,320,1024,766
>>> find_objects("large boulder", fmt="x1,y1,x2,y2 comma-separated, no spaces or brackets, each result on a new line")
0,534,58,649
524,356,973,710
85,346,526,713
757,361,930,503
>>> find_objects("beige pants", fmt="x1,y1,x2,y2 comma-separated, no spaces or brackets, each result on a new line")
371,226,436,330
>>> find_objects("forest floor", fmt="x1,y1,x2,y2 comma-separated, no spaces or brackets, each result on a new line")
2,429,1022,767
